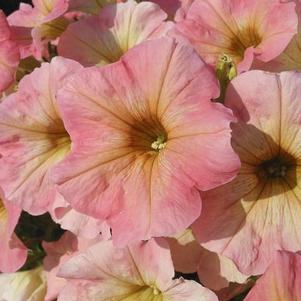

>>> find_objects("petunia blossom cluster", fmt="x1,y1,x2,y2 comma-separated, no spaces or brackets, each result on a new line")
0,0,301,300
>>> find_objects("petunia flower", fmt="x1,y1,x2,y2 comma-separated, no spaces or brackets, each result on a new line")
193,70,301,275
172,0,298,73
0,57,82,214
57,238,218,301
8,0,69,59
52,37,240,246
58,0,173,66
244,251,301,301
0,197,27,273
0,10,20,93
0,267,47,301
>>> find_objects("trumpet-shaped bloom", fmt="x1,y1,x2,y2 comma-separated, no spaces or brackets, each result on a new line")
0,198,27,273
58,0,173,66
0,10,20,93
245,251,301,301
57,238,218,301
0,267,46,301
0,57,82,214
52,37,240,246
8,1,69,59
173,0,298,73
193,71,301,275
8,0,68,28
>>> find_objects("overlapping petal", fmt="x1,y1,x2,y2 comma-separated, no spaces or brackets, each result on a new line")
253,1,301,72
43,231,102,301
58,0,173,66
0,267,47,301
69,0,123,14
0,57,82,214
57,238,217,301
0,10,20,93
8,1,69,59
8,1,69,27
173,0,298,73
52,37,240,246
143,0,193,21
0,198,27,273
50,194,110,239
168,230,249,291
193,71,301,275
245,251,301,301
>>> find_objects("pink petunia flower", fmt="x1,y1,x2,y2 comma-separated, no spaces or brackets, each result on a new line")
58,0,173,66
0,197,27,273
8,0,69,59
193,70,301,275
52,37,240,246
0,57,82,214
0,10,20,93
244,251,301,301
57,238,218,301
172,0,298,73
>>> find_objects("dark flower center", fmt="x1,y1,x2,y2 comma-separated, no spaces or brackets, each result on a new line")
128,116,168,153
258,155,295,180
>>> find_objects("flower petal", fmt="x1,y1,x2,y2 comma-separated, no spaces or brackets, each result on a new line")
193,71,301,275
0,57,82,214
0,198,27,273
58,238,216,301
0,11,20,92
245,251,301,301
53,37,239,245
173,0,297,72
58,0,172,66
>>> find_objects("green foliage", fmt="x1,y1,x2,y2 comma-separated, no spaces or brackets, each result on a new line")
15,211,65,271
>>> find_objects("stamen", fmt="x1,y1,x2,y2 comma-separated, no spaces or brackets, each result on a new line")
150,284,160,295
267,165,287,178
260,157,288,179
151,134,167,151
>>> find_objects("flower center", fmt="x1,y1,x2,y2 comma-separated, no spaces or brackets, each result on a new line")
150,284,161,296
259,156,289,179
128,116,168,153
151,134,167,151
